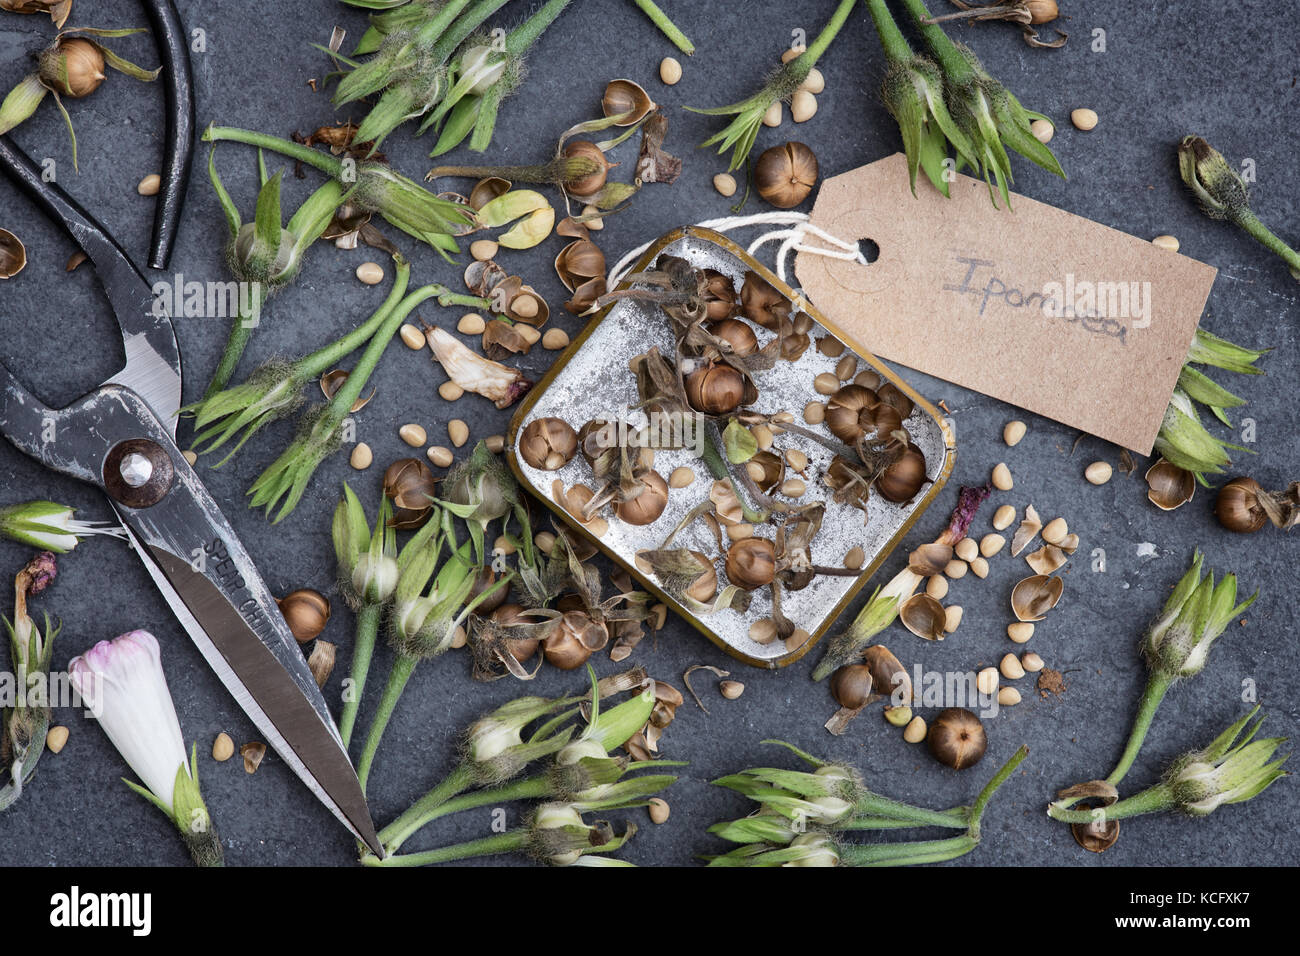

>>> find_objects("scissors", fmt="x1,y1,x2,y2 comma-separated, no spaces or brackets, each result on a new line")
0,134,383,857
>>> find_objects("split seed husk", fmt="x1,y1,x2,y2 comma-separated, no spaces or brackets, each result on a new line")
1011,574,1064,622
900,593,947,641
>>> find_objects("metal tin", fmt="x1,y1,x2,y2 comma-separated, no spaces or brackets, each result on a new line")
507,226,955,668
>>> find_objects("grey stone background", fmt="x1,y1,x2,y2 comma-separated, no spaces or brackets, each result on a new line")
1,0,1295,867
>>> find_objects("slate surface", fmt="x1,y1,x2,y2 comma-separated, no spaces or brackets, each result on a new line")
1,0,1296,867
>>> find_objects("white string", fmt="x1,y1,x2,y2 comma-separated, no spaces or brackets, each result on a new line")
605,212,867,289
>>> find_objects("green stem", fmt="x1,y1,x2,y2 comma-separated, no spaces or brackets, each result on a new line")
853,793,971,830
898,0,972,80
1106,674,1172,786
428,0,512,64
296,257,411,380
507,0,572,54
968,743,1029,838
204,126,343,179
364,829,528,866
699,424,768,523
802,0,858,66
406,773,554,826
379,762,478,852
1048,784,1175,824
840,834,978,866
1232,208,1300,273
864,0,914,64
337,603,382,747
204,282,266,398
356,653,419,794
632,0,695,55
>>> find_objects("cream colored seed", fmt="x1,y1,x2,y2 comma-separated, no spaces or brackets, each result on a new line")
955,538,979,562
493,535,516,556
752,424,774,450
746,461,765,483
399,423,427,447
804,401,825,424
884,705,912,727
438,380,464,401
998,687,1022,706
1003,420,1027,446
448,420,469,447
1030,118,1054,144
1152,234,1180,253
485,434,505,454
516,324,541,345
781,45,805,64
713,173,738,197
212,732,234,762
945,559,968,579
1042,517,1069,545
785,628,811,653
976,667,999,696
727,522,755,541
1000,653,1026,680
969,556,989,579
350,443,373,469
944,605,963,633
356,261,385,285
772,411,795,424
1021,652,1045,672
587,516,609,537
790,90,818,123
992,462,1013,490
581,204,604,229
542,328,570,350
46,725,69,754
182,449,198,467
137,173,161,196
993,504,1016,531
427,446,454,468
659,56,682,85
903,715,927,744
513,296,539,320
450,625,468,649
1085,461,1113,485
749,618,778,645
534,531,556,554
669,466,695,489
761,100,783,127
800,67,825,94
980,533,1006,557
400,323,425,350
458,312,486,335
926,574,949,600
844,546,865,570
1008,621,1035,644
1071,108,1098,131
720,680,745,700
470,239,498,261
780,478,807,498
813,372,839,394
648,798,670,824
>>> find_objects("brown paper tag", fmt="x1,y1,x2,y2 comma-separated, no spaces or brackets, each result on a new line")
796,153,1218,454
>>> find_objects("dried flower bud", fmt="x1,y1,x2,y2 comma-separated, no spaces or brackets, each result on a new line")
684,361,746,416
616,470,670,526
39,37,105,98
725,537,777,590
382,457,438,530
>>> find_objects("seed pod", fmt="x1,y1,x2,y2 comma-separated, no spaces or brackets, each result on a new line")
277,589,331,644
519,417,579,470
40,37,106,98
602,78,655,125
684,361,746,415
1011,574,1064,622
738,271,790,330
1214,476,1267,533
1145,459,1195,511
927,708,987,770
877,446,927,503
0,228,26,279
554,239,605,292
899,593,946,641
830,664,874,709
706,318,758,356
562,141,615,198
616,470,670,526
754,142,819,208
724,537,777,590
702,270,740,320
383,457,439,529
863,645,911,704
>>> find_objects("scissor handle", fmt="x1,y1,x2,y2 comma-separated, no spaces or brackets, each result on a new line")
142,0,195,271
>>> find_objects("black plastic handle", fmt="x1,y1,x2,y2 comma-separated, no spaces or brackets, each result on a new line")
142,0,196,271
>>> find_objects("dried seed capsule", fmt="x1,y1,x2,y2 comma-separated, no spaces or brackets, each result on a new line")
955,538,979,562
137,173,161,196
1007,621,1035,644
356,261,384,285
542,328,570,350
46,725,69,753
350,443,373,469
713,173,738,197
803,401,825,424
1042,517,1068,545
790,90,818,123
997,687,1022,706
943,605,963,633
669,466,695,489
659,56,682,85
1000,653,1026,680
969,556,989,579
761,100,782,127
439,381,464,401
458,312,486,335
1085,461,1113,485
470,239,498,261
884,705,912,727
720,680,745,700
903,715,927,744
448,420,469,447
993,504,1016,531
844,546,865,570
1021,652,1045,672
980,533,1006,557
400,323,425,350
992,462,1013,490
1003,420,1027,446
212,732,234,762
926,574,949,600
1071,108,1098,131
1030,118,1054,143
1152,234,1180,253
648,798,670,824
976,667,999,696
427,446,454,468
399,423,427,447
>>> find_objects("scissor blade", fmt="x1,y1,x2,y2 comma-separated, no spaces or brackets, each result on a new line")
131,534,381,856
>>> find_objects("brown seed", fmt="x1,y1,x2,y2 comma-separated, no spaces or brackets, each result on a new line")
752,424,774,450
470,239,498,261
1021,652,1045,672
943,604,963,633
212,732,234,762
969,556,989,579
998,687,1022,706
457,312,486,335
493,534,516,556
1071,107,1098,131
781,44,805,63
439,380,465,401
790,90,817,123
800,67,825,95
516,324,541,345
1030,118,1054,143
449,625,468,649
813,372,839,395
1042,517,1069,545
761,100,783,127
1152,234,1180,253
400,324,425,350
399,423,427,447
884,705,912,727
534,531,556,554
803,401,826,424
648,797,670,824
349,443,373,470
669,466,695,489
137,173,161,196
182,450,198,467
784,448,808,471
780,478,807,498
46,725,69,754
426,445,454,468
976,667,999,696
844,546,865,570
356,261,384,285
945,559,968,579
448,419,469,447
784,628,811,653
749,618,778,645
719,680,745,700
542,328,570,350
